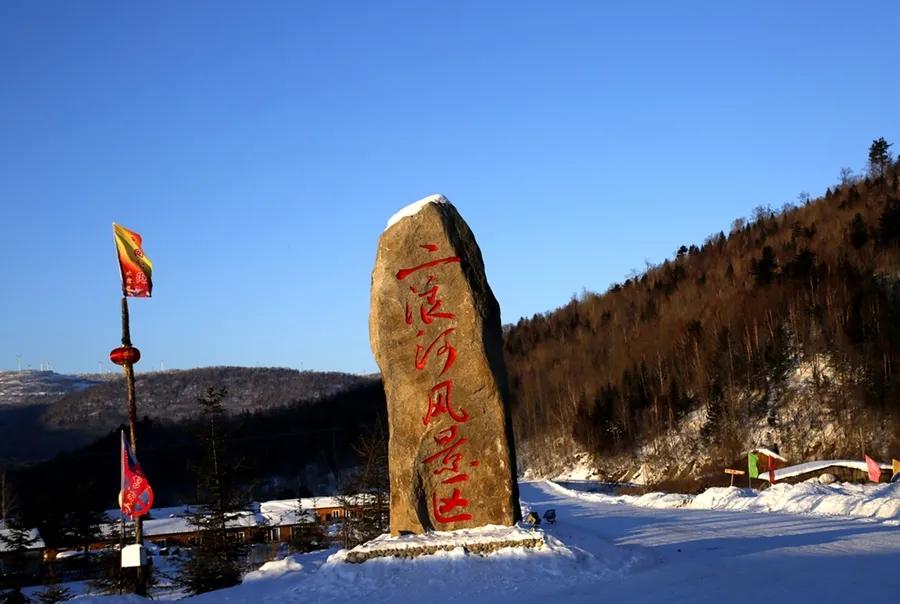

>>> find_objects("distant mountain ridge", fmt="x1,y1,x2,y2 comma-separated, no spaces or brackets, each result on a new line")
42,366,376,434
0,367,375,463
0,370,102,406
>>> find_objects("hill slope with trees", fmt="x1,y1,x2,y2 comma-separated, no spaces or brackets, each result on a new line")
42,366,374,435
503,139,900,485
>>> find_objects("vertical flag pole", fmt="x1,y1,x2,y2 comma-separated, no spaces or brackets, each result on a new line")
112,223,153,597
119,430,125,595
119,296,146,596
747,453,752,489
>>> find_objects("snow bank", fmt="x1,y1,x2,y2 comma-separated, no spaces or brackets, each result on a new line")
244,555,304,581
545,481,691,509
546,478,900,523
689,481,900,522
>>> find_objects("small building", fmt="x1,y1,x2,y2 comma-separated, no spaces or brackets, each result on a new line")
753,459,893,484
91,495,356,552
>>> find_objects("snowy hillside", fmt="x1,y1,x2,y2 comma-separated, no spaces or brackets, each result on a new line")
0,370,99,406
42,366,376,434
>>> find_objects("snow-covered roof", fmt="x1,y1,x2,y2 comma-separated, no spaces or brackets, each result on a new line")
101,496,352,538
386,194,448,229
0,527,45,552
749,448,788,462
755,459,892,482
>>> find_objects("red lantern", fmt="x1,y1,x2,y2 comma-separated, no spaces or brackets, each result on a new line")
110,346,141,366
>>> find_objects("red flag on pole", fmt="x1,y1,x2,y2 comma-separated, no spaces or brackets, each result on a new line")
865,454,882,483
112,224,153,297
120,431,154,518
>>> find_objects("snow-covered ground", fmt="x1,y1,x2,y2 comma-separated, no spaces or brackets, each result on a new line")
69,479,900,604
549,477,900,524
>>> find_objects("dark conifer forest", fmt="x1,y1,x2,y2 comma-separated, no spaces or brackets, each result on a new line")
503,144,900,481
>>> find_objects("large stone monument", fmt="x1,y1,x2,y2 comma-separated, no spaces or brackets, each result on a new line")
370,195,521,535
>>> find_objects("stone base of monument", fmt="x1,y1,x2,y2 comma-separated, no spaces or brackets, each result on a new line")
335,525,547,564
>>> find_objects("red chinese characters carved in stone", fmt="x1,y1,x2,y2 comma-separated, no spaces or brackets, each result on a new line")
432,488,472,523
423,425,468,476
422,425,478,485
404,276,456,327
422,380,469,425
396,242,478,526
415,328,458,375
395,243,461,282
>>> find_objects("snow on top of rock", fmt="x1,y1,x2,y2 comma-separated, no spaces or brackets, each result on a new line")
386,194,449,230
337,524,544,556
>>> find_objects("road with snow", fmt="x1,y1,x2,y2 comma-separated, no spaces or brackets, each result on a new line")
79,480,900,604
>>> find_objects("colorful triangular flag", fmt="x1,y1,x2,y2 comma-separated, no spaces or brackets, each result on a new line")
864,454,882,483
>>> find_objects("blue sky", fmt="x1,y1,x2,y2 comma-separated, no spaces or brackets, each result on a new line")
1,2,898,375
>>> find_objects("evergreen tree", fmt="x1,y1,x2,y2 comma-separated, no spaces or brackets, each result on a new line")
0,521,38,591
868,137,893,179
35,564,72,604
750,246,778,286
849,213,869,248
289,498,326,553
878,197,900,245
59,483,106,560
178,387,248,595
336,426,389,549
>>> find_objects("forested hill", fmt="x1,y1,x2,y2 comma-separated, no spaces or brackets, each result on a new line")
503,143,900,485
42,366,375,436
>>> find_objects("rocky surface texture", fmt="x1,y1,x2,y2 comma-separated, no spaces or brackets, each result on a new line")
340,525,545,563
370,195,520,535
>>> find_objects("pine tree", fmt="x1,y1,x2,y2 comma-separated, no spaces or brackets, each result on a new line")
289,498,326,553
878,197,900,245
849,213,869,248
868,137,893,179
178,387,248,595
35,564,72,604
750,246,778,286
0,521,38,591
59,484,106,561
336,426,389,549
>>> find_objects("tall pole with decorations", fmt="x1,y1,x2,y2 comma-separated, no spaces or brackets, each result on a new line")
111,223,154,596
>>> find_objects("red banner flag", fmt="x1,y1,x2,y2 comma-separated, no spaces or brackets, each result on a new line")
865,455,882,483
120,431,154,518
113,223,153,297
